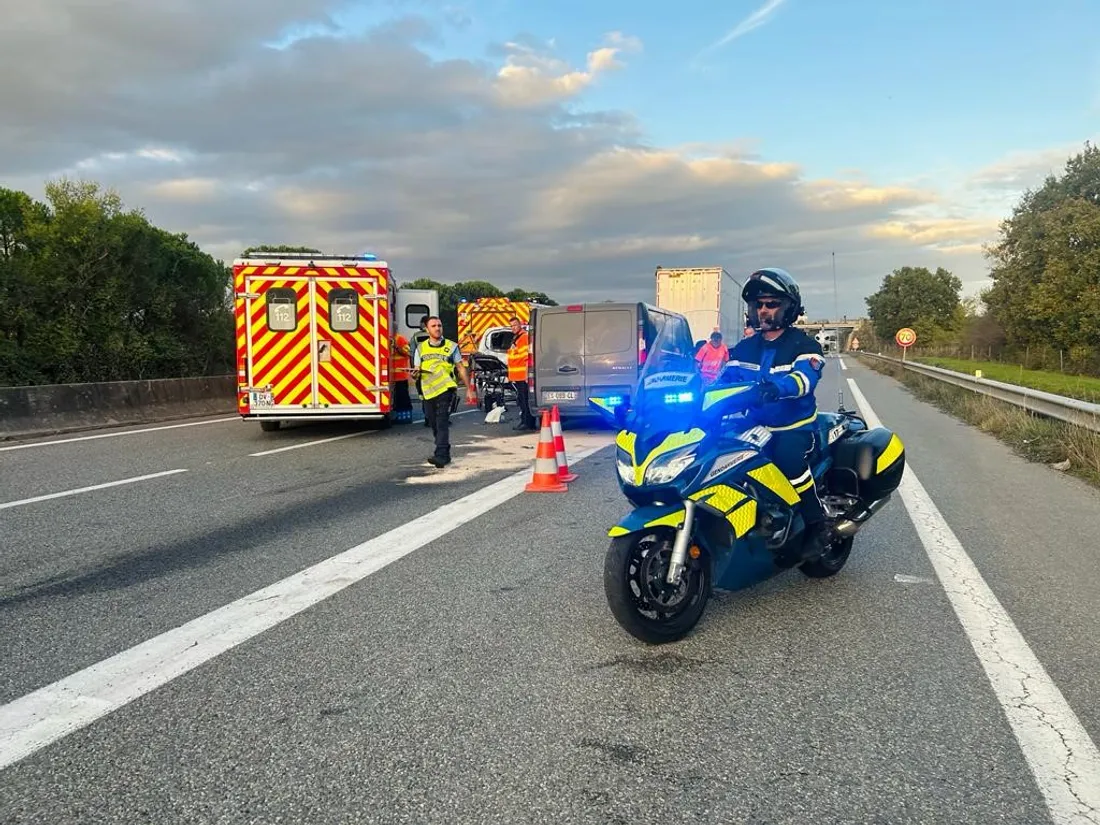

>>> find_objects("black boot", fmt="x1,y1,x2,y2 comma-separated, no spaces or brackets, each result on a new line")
800,521,830,561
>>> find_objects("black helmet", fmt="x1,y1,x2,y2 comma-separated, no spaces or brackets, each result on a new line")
742,267,804,329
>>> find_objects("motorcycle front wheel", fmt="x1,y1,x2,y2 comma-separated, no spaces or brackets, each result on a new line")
604,528,712,645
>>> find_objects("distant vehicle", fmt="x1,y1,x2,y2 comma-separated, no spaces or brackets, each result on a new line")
654,266,744,345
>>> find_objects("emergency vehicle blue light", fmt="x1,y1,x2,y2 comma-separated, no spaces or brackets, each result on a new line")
355,253,378,260
605,395,624,406
664,392,694,404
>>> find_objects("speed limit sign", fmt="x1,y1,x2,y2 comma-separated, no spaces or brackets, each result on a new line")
895,327,917,348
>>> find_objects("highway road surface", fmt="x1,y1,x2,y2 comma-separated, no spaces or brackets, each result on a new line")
1,358,1099,824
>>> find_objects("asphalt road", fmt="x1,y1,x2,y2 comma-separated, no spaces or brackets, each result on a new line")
1,359,1098,824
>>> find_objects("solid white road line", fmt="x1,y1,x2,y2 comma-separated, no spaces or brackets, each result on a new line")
248,408,483,457
0,417,237,452
0,470,189,511
0,439,609,771
846,377,1100,824
249,431,370,456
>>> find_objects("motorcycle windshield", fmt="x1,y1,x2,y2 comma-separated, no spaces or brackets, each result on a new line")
630,319,706,439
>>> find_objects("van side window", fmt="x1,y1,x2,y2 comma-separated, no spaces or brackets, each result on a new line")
329,288,359,332
405,304,429,328
266,287,298,331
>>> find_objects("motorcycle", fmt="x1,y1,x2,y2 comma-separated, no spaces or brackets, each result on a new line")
587,322,906,644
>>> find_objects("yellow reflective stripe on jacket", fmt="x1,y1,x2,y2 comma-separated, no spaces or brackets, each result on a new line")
418,339,459,400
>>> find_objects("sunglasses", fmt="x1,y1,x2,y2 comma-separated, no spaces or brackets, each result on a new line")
755,299,784,309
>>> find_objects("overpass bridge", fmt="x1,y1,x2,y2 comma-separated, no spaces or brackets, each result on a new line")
791,318,865,351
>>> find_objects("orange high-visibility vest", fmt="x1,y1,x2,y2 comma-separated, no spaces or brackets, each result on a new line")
393,334,411,382
508,330,529,382
695,341,728,383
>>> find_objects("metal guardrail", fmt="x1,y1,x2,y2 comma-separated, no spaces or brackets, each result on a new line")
854,352,1100,434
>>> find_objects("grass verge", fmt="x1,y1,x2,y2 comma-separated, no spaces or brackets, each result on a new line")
913,356,1100,403
855,355,1100,491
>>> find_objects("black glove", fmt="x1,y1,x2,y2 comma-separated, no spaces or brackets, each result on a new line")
757,380,781,403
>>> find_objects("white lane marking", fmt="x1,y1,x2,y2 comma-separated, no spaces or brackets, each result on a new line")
0,470,189,511
248,408,483,457
0,418,237,452
838,357,848,371
249,431,370,456
0,438,610,771
893,573,933,584
847,377,1100,823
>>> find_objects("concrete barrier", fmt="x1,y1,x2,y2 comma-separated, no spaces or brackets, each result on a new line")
0,375,237,441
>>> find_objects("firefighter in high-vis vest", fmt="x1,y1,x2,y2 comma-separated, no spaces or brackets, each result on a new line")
392,334,413,423
411,315,470,468
507,316,537,431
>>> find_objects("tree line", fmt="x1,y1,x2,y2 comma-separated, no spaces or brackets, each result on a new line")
0,183,556,388
862,142,1100,375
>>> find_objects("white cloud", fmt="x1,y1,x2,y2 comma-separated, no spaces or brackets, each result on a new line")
494,31,642,107
0,3,1081,318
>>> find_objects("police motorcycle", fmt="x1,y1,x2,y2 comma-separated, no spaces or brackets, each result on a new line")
587,323,906,644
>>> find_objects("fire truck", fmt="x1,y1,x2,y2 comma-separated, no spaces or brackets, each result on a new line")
456,297,537,365
232,252,438,431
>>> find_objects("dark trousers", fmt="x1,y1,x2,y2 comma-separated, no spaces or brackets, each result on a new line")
424,388,456,461
394,380,412,412
769,430,825,526
513,380,536,427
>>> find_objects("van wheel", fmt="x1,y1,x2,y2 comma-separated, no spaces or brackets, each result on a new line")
260,420,280,432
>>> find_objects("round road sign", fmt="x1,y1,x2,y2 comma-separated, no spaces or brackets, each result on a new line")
895,327,917,347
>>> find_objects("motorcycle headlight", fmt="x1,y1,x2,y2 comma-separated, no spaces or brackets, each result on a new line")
643,447,697,485
616,447,634,484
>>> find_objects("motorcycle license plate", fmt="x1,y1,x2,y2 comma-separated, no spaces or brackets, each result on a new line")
543,391,577,402
250,390,276,408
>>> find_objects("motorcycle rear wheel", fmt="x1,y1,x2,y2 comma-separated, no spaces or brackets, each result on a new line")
798,535,854,578
604,529,711,645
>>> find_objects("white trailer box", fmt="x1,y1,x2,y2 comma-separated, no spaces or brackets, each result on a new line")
654,266,744,345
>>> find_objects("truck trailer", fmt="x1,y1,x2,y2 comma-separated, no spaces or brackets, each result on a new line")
654,266,745,346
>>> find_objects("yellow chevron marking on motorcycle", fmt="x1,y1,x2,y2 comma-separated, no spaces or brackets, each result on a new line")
633,428,706,486
608,526,630,537
643,511,686,530
876,433,904,474
747,463,801,505
688,484,758,538
702,384,753,411
689,484,746,514
615,430,636,457
727,499,757,537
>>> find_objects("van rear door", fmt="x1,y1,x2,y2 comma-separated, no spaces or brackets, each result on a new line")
534,307,585,412
581,305,638,405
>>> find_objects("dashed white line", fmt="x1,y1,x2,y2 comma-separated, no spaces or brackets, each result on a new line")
0,418,237,452
0,470,189,511
847,377,1100,824
838,357,848,371
0,437,609,771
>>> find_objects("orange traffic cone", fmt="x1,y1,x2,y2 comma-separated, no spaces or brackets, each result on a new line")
466,381,478,406
550,405,577,482
525,409,568,493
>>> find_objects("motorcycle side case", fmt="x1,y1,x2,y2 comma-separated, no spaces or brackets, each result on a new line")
826,427,905,502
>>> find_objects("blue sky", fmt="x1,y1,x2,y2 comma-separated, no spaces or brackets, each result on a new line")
306,0,1099,185
6,0,1097,316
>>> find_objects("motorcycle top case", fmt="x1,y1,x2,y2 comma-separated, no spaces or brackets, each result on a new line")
827,426,905,503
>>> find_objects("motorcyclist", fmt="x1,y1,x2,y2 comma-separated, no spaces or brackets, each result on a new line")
724,268,829,560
